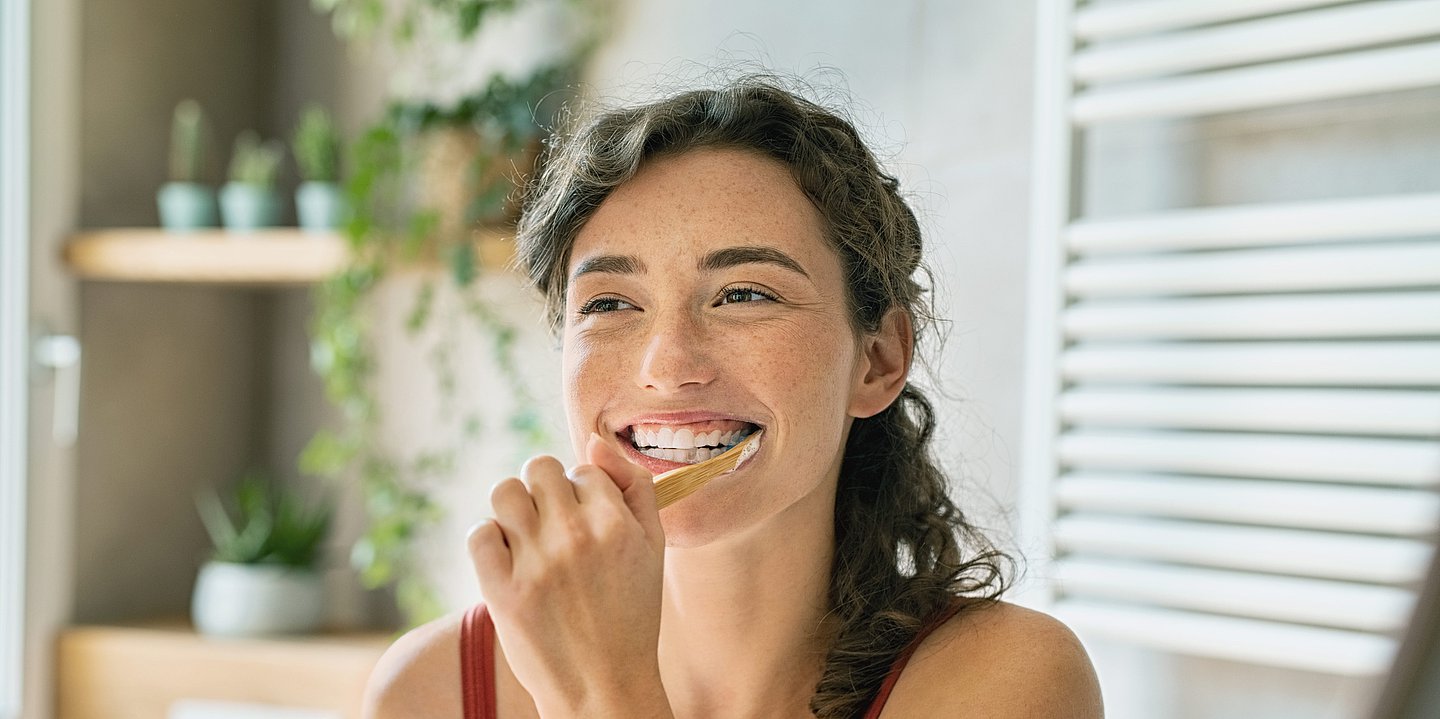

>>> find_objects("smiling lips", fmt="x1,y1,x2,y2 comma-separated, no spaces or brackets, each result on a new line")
625,419,760,464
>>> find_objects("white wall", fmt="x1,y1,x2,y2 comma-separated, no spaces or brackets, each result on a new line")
585,0,1041,548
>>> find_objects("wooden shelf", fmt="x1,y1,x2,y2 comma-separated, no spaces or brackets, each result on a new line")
64,227,518,285
64,228,350,285
57,619,395,719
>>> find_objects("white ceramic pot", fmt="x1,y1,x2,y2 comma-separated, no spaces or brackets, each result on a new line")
191,561,326,637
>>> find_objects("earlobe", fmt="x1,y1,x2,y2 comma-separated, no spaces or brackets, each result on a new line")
848,309,914,419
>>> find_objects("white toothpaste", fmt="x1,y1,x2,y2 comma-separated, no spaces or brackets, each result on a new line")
735,431,762,469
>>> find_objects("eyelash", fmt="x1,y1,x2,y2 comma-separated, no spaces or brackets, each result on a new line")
716,284,779,305
574,285,780,317
576,296,633,316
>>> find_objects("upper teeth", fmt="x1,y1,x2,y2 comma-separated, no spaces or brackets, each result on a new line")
632,427,750,449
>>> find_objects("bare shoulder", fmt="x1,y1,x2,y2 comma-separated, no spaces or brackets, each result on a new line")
362,609,466,719
882,599,1105,718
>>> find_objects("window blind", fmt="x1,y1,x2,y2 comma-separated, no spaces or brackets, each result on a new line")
1022,0,1440,676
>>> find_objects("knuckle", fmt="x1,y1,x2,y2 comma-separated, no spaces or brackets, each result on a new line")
521,454,565,480
490,476,525,504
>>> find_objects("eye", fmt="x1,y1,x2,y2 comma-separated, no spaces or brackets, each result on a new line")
717,285,779,306
576,296,638,316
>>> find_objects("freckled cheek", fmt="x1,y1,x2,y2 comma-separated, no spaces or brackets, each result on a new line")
561,336,614,436
738,325,855,435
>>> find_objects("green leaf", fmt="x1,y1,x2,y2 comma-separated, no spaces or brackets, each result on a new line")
448,241,477,287
406,281,436,334
299,429,357,476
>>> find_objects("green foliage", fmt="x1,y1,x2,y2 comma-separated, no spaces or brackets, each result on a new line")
169,99,208,183
313,0,533,46
197,471,334,569
306,0,593,630
293,105,344,183
228,131,285,187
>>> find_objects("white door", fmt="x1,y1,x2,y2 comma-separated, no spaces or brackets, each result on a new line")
4,0,83,717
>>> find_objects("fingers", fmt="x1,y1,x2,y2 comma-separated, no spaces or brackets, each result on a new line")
586,433,663,547
521,455,577,518
585,433,653,494
467,519,511,592
490,476,538,539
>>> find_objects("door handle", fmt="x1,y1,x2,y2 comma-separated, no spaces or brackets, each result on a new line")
32,332,80,447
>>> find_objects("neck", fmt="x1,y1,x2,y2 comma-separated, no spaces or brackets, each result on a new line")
657,482,838,719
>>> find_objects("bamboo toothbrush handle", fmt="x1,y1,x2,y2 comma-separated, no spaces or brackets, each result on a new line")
652,431,762,510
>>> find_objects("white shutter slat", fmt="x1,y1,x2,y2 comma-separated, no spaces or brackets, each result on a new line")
1055,557,1415,633
1064,242,1440,298
1066,193,1440,255
1053,515,1433,584
1072,42,1440,123
1074,0,1358,41
1061,342,1440,386
1073,2,1440,84
1054,600,1397,676
1056,472,1440,536
1062,292,1440,340
1028,0,1440,676
1058,387,1440,436
1057,430,1440,486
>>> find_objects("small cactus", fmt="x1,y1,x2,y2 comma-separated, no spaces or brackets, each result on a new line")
168,99,208,183
228,131,285,187
292,105,342,183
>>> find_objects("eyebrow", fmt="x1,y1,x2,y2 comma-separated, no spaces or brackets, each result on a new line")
698,246,809,278
568,245,810,283
571,254,647,282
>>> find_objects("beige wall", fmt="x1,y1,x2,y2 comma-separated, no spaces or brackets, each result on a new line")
71,0,380,632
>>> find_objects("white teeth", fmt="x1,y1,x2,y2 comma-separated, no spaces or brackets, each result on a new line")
638,446,726,463
629,424,759,452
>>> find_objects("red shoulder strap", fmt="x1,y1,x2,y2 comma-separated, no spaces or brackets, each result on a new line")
861,600,967,719
460,603,498,719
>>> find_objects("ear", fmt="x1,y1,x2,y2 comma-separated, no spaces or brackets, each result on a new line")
848,308,913,419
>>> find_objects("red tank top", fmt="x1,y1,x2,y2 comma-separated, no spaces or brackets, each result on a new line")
460,601,964,719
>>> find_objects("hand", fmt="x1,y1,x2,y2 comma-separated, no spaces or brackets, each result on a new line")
467,433,671,717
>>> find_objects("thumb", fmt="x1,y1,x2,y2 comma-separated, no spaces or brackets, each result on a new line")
586,433,663,545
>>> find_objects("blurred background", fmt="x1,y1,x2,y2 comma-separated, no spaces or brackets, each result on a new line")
3,0,1439,717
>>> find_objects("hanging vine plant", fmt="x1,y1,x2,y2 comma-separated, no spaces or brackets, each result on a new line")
301,64,575,627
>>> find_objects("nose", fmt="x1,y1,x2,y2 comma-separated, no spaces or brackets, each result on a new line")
636,310,716,393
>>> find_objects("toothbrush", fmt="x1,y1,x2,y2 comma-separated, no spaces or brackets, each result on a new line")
652,431,763,509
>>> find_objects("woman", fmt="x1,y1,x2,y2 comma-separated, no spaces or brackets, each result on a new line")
365,79,1103,718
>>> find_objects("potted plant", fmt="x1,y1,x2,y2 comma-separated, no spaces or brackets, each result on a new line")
157,99,217,231
191,471,334,636
220,131,285,231
293,105,348,232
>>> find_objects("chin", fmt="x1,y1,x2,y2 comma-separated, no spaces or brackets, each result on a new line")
657,490,757,549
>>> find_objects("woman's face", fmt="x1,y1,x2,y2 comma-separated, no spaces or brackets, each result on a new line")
561,147,872,546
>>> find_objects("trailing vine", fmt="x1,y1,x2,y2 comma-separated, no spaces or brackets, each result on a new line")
302,67,572,627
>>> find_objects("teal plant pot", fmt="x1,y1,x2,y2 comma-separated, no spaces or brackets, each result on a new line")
295,181,347,232
219,182,282,231
156,182,217,231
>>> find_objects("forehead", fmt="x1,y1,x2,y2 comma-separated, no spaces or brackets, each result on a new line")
568,147,835,276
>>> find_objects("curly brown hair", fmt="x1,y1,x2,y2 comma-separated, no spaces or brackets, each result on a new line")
514,76,1013,718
